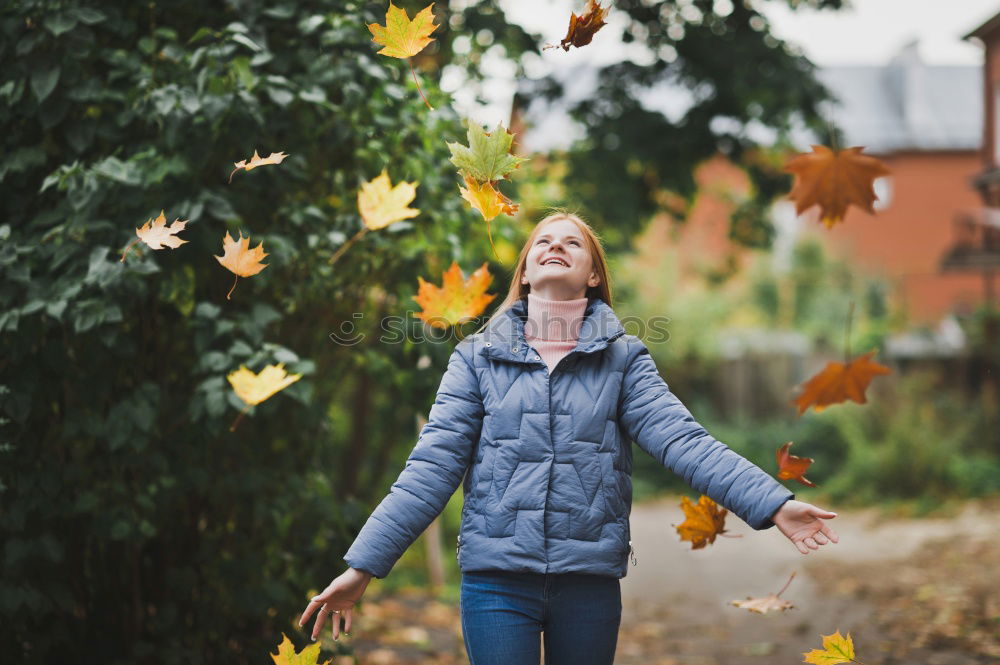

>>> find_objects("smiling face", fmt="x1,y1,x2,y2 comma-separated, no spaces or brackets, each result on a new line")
520,218,601,300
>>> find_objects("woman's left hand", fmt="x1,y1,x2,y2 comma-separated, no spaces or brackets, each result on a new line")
771,499,839,554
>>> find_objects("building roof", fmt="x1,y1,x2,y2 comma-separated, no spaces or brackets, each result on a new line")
964,10,1000,41
813,41,981,153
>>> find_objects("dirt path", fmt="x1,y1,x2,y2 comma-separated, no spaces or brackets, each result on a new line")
615,494,1000,665
340,495,1000,664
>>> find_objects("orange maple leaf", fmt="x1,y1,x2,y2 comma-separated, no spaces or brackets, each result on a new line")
214,230,269,300
672,495,734,550
792,349,892,416
776,441,817,487
121,209,189,262
413,261,496,329
368,2,439,109
544,0,610,52
783,144,891,228
228,150,289,183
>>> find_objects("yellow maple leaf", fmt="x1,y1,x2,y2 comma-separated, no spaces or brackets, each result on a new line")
672,495,732,549
802,630,857,665
413,261,496,329
367,2,439,109
228,363,302,407
270,632,332,665
458,173,519,259
458,174,518,222
214,230,269,299
228,150,289,183
358,168,420,230
121,209,188,262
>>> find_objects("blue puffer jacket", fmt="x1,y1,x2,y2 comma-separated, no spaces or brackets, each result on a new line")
343,296,795,579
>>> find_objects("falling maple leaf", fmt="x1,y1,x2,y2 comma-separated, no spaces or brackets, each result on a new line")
673,495,736,549
270,632,332,665
802,629,860,665
327,169,420,267
791,349,892,416
228,150,289,183
368,2,439,110
413,261,496,329
776,441,817,487
227,362,302,431
459,174,518,221
783,144,891,228
544,0,610,51
214,230,269,300
731,571,797,614
120,209,189,262
458,174,518,259
359,168,420,231
448,121,528,183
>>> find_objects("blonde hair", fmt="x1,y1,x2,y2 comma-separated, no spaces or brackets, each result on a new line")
476,208,614,334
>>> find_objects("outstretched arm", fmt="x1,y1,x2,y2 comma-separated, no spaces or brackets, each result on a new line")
617,336,794,530
342,340,484,578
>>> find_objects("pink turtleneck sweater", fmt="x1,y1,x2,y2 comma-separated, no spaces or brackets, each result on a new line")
523,292,589,373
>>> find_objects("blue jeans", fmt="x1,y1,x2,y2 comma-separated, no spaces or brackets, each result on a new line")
459,569,622,665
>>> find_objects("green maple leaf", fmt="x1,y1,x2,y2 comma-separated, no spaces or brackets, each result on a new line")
447,121,528,183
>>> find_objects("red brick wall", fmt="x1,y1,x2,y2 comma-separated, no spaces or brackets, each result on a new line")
801,150,987,325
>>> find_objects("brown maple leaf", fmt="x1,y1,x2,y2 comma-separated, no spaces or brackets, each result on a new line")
776,441,817,487
783,144,891,228
673,495,736,550
214,230,269,300
413,261,496,329
544,0,610,52
228,150,289,183
791,349,892,416
730,572,798,614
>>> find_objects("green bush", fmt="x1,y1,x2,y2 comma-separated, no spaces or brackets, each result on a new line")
0,2,510,662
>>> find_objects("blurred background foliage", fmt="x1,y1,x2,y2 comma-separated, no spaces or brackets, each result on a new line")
1,0,996,663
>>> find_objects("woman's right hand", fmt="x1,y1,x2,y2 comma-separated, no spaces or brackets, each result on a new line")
299,567,374,641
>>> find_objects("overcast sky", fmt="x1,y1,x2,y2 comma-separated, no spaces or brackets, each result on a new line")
446,0,998,140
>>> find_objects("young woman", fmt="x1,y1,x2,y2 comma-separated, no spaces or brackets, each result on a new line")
299,211,839,664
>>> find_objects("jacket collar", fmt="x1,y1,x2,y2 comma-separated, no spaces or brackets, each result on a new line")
478,296,626,364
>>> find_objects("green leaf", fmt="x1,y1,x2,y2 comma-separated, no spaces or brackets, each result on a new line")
43,13,78,37
447,121,529,183
69,7,107,25
30,65,60,103
230,33,263,52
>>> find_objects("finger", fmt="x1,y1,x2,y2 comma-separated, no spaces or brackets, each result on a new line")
344,608,353,635
812,506,838,518
312,606,329,640
812,531,830,545
299,599,323,627
804,537,819,550
795,538,809,554
332,610,340,641
820,523,839,543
